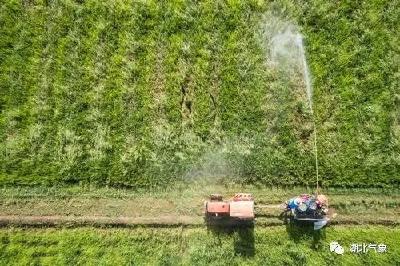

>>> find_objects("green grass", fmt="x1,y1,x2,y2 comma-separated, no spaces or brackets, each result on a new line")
0,0,399,187
0,185,399,264
0,226,399,265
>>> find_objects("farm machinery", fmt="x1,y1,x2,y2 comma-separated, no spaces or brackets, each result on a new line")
204,193,254,225
283,193,330,230
203,192,330,229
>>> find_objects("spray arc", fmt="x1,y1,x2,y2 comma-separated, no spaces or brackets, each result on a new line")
203,23,330,229
271,26,331,229
270,27,319,192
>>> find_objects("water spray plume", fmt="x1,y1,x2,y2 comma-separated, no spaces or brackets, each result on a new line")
268,23,319,193
294,33,319,194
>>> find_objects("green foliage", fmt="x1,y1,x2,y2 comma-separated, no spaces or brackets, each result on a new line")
0,0,398,187
0,226,399,265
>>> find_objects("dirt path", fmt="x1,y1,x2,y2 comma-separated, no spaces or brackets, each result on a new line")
0,215,203,227
1,186,399,227
0,212,399,228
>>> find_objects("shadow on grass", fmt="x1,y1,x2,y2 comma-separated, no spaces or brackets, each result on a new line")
285,220,326,250
206,220,255,257
279,210,326,250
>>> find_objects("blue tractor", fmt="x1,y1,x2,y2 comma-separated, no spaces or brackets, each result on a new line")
285,194,329,230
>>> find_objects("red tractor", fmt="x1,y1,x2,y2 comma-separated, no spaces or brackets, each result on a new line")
204,193,254,225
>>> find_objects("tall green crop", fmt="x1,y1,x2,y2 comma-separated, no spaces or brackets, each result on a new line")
0,0,398,187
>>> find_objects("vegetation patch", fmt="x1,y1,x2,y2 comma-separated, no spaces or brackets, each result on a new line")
0,226,399,265
1,1,399,187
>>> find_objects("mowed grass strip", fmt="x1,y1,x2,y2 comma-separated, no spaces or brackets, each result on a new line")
0,226,399,265
0,186,399,225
